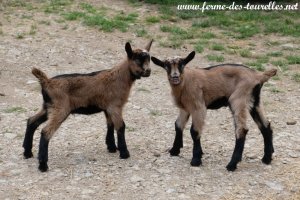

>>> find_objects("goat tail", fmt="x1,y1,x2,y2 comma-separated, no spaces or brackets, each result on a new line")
32,68,49,87
260,69,277,83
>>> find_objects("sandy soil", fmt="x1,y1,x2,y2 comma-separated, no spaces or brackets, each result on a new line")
0,1,300,199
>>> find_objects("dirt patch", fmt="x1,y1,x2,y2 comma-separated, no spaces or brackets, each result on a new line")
0,1,300,199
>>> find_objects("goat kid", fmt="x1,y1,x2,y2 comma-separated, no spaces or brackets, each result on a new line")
151,51,276,171
23,40,153,172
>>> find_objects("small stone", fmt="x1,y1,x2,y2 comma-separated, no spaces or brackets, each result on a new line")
130,175,144,183
249,181,257,186
0,93,5,96
265,181,283,191
26,80,37,84
288,152,299,158
179,194,191,199
5,133,17,139
166,188,176,193
153,151,161,157
287,121,297,125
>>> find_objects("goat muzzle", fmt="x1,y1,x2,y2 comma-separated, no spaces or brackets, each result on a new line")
169,76,181,85
141,69,151,77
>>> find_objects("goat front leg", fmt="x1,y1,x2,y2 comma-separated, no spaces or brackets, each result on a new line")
104,111,117,153
227,103,248,171
170,109,189,156
190,109,205,166
108,108,130,159
23,109,48,158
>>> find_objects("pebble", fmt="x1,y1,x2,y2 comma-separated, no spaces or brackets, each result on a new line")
178,194,191,199
153,151,161,157
288,152,299,158
130,175,144,183
166,188,176,193
265,181,283,191
4,133,17,139
26,80,37,84
286,121,297,125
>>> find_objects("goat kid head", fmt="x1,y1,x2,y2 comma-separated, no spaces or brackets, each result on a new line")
125,40,153,79
151,51,195,85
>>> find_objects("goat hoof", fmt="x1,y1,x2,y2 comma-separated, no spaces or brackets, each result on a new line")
226,163,237,171
169,148,180,156
24,151,33,159
262,155,272,164
120,150,130,159
38,161,48,172
107,146,117,153
190,158,202,166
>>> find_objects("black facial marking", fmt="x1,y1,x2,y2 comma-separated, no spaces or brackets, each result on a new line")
207,96,228,109
71,105,103,115
133,52,150,68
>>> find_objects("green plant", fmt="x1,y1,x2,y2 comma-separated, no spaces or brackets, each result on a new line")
135,28,147,37
63,11,85,21
16,32,25,39
4,107,26,113
210,43,225,51
145,16,160,23
292,73,300,82
29,24,37,35
239,49,252,58
194,42,204,53
267,51,283,57
286,55,300,64
206,54,224,62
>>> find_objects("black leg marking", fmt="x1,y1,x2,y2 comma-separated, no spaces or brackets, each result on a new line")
226,136,246,171
169,122,183,156
117,122,130,159
38,132,49,172
106,123,117,153
190,124,203,166
250,108,274,165
23,113,48,159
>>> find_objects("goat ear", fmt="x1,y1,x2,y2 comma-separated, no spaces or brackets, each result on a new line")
184,51,195,65
125,42,133,59
145,39,153,52
151,57,165,69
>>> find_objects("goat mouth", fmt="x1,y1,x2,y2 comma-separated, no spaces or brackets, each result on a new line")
170,77,180,85
141,70,151,77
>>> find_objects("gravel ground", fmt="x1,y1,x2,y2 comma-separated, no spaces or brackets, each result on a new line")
0,1,300,199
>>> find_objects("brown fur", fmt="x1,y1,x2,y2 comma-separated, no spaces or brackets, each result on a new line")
151,51,277,171
23,40,153,171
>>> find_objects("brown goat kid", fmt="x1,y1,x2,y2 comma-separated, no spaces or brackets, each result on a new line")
151,51,277,171
23,40,153,172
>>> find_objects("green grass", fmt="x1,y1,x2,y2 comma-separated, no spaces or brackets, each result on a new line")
4,0,26,7
145,16,160,23
149,109,162,116
194,42,204,53
201,32,216,40
292,73,300,83
267,51,283,57
63,11,85,21
44,0,73,13
270,87,282,93
246,61,265,71
239,49,252,58
16,32,25,39
80,3,97,13
286,55,300,64
206,54,224,62
135,28,147,37
4,107,26,113
29,24,37,35
210,43,225,51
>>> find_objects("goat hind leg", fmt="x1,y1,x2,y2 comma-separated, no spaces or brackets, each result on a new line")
23,109,48,158
250,106,274,164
